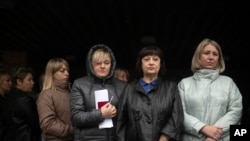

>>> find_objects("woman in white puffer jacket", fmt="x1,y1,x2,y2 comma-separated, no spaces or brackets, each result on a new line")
178,38,242,141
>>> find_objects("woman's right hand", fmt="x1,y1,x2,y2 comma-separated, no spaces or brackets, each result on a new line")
101,103,117,118
201,125,222,140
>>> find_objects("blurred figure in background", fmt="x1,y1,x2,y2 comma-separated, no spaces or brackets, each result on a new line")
0,69,12,141
3,66,41,141
37,58,73,141
114,67,129,83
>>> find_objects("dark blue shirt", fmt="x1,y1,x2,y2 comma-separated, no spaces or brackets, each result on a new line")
139,78,158,94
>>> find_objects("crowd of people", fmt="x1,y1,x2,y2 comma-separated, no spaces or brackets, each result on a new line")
0,38,245,141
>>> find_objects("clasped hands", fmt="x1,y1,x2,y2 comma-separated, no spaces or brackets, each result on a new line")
201,125,223,141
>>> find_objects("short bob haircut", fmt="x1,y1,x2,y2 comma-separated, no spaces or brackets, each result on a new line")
135,45,166,78
11,66,34,87
191,38,225,73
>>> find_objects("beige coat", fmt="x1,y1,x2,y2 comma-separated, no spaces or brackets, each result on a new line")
37,81,73,141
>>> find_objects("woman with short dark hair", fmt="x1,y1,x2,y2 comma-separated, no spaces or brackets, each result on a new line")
3,66,41,141
116,46,184,141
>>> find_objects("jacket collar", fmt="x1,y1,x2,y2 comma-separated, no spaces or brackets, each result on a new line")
193,69,219,81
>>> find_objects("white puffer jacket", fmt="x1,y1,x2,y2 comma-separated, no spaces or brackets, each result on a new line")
178,69,242,141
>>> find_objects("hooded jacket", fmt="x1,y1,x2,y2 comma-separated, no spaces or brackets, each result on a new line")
71,44,126,141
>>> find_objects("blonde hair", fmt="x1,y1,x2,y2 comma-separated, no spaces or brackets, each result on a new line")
42,58,69,91
191,38,225,73
91,48,111,63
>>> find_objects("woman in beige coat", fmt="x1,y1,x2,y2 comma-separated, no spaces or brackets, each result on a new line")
37,58,73,141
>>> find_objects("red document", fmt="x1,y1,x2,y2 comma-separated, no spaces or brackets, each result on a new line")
98,101,108,109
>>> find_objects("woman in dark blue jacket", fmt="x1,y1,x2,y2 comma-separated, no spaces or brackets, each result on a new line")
116,46,184,141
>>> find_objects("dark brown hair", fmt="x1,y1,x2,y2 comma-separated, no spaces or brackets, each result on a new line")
11,66,34,87
135,46,166,78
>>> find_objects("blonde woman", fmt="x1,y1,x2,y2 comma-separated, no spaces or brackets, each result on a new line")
37,58,73,141
178,38,242,141
71,44,126,141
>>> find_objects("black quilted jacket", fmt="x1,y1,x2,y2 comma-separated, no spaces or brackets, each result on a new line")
70,44,126,141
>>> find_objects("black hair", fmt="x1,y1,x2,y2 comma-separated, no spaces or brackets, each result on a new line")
135,45,166,78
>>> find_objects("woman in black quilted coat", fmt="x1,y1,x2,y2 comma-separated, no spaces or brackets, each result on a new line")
71,44,127,141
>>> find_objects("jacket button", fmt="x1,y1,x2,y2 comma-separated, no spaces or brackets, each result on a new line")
147,117,152,123
147,119,151,124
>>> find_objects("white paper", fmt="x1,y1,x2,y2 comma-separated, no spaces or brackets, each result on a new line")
94,89,113,129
